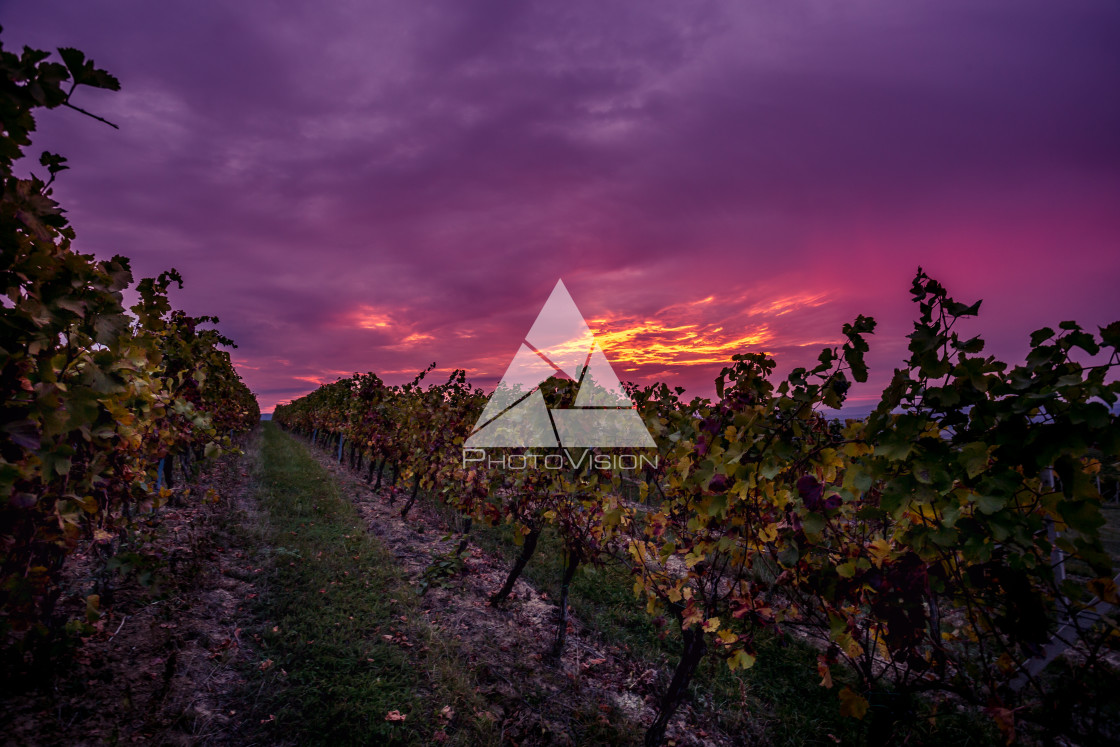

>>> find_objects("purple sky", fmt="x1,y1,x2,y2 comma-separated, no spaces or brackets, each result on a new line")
4,1,1119,413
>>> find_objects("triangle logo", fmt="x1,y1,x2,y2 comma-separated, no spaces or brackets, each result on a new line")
466,280,656,448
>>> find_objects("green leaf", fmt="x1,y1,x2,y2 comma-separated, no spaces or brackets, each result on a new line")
802,511,825,537
958,442,989,479
976,493,1005,515
1058,499,1105,534
874,437,913,461
706,493,728,517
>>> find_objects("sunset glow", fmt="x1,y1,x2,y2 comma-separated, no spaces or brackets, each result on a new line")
349,307,394,330
592,321,773,368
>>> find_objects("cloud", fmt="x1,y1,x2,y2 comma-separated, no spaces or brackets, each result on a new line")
2,0,1117,412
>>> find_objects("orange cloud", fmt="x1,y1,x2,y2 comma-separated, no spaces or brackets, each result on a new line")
291,369,355,386
587,289,834,371
592,320,774,367
339,305,435,351
388,331,434,348
346,305,394,330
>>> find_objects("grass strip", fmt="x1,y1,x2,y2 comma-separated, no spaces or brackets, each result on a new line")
239,423,496,746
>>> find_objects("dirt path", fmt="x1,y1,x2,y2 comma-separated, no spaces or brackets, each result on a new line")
298,434,735,747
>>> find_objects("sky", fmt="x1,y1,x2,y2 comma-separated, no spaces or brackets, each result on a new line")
3,0,1118,414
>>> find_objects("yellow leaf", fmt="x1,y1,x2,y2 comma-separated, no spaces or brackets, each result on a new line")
836,631,864,659
843,441,871,458
717,629,737,645
728,649,756,671
1089,577,1119,605
85,594,101,623
838,686,869,719
868,538,892,568
666,586,682,604
682,607,704,628
702,617,720,633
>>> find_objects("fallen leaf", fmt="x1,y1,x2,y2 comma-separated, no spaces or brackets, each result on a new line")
985,706,1016,745
839,686,869,720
